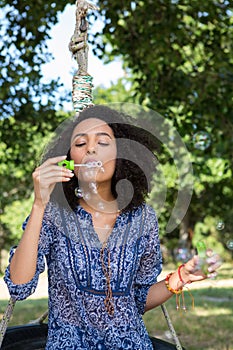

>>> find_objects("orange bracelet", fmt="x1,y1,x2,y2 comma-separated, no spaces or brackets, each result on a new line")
165,272,183,294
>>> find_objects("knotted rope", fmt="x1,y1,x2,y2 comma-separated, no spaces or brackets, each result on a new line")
68,0,99,113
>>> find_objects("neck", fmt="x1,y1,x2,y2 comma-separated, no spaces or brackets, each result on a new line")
80,180,114,199
79,196,119,216
79,181,118,215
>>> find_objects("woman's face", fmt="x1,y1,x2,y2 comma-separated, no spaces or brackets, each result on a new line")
70,118,117,184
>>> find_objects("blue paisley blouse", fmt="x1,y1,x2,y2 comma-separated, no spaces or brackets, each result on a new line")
4,202,162,350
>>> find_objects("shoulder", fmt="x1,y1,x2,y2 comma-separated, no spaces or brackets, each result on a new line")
135,203,158,220
130,203,158,228
144,204,159,231
143,203,157,216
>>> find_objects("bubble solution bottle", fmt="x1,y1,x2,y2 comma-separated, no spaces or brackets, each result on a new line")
196,241,208,275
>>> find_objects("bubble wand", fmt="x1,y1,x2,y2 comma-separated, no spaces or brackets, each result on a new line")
58,159,102,170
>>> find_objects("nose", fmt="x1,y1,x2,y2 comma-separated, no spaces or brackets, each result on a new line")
86,140,97,154
87,147,96,154
86,135,97,155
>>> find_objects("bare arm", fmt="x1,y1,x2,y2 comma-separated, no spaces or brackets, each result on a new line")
145,271,182,311
9,155,74,284
9,202,45,284
145,253,221,312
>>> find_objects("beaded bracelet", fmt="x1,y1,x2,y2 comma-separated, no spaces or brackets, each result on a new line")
165,272,183,294
165,271,195,311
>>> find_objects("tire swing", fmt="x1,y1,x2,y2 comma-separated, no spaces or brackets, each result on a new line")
0,1,185,349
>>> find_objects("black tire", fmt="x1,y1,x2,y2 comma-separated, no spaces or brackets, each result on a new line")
150,336,186,350
1,323,48,350
1,324,185,350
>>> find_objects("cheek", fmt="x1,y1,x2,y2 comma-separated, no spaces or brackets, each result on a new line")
103,147,117,169
70,147,83,162
103,159,116,179
103,144,117,162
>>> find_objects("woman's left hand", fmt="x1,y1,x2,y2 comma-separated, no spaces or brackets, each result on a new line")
181,250,222,283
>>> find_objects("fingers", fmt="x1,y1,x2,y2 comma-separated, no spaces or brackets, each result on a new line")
192,252,221,279
38,155,67,170
34,156,70,179
206,254,222,277
34,165,74,184
32,156,75,206
185,255,198,271
182,249,222,284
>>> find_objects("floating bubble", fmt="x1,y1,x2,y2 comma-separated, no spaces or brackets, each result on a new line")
83,192,91,201
216,221,225,230
193,131,211,151
74,188,83,198
226,240,233,250
173,247,192,263
89,182,98,194
97,202,105,211
83,170,95,179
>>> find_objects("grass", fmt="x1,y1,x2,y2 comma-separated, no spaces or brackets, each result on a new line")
143,262,233,349
0,263,232,349
143,287,233,350
0,298,48,326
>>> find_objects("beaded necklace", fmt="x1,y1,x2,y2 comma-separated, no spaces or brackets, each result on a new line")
80,199,119,316
100,239,114,316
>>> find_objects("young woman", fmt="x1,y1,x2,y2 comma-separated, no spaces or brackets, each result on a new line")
4,105,221,349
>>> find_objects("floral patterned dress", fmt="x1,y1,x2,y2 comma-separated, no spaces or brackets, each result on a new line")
4,202,162,350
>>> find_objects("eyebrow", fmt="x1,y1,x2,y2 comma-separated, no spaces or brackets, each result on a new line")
71,132,113,142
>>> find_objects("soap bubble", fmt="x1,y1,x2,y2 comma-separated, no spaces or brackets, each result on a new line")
83,192,91,201
193,131,211,151
74,188,83,198
97,202,105,211
83,170,95,180
89,182,98,194
216,220,225,230
173,247,192,263
226,240,233,250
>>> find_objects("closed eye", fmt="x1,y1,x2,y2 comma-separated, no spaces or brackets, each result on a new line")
75,142,86,147
98,141,110,146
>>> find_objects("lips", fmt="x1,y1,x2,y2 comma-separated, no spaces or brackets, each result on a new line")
84,158,98,165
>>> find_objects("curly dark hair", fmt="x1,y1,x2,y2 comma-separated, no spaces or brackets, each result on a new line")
41,105,159,213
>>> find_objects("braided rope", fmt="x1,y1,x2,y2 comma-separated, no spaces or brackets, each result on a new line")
72,73,94,113
0,297,16,347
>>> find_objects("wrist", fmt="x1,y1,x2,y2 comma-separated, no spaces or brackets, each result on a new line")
32,199,47,212
165,272,183,294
